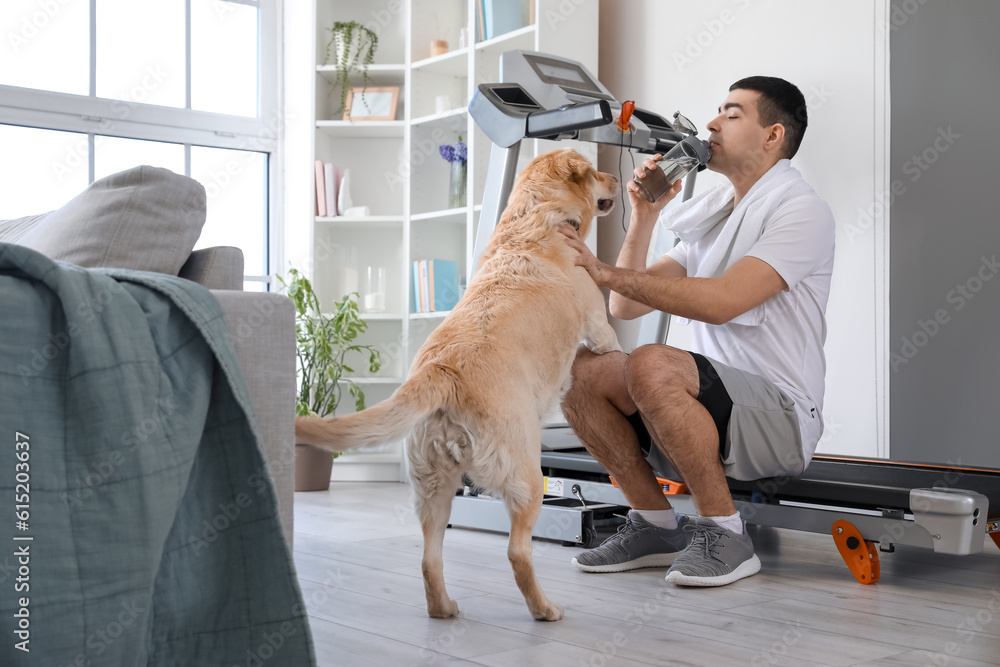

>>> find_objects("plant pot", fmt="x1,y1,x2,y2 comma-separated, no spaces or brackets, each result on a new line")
295,443,334,492
334,31,362,65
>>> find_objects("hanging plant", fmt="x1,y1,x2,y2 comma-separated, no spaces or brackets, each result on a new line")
323,21,379,116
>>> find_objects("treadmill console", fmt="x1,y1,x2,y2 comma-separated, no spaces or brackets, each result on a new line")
520,53,613,100
468,49,708,276
494,50,688,153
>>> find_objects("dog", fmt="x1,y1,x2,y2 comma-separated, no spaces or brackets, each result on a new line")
295,148,621,621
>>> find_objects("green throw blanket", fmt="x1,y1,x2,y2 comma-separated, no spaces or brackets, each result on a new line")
0,244,315,666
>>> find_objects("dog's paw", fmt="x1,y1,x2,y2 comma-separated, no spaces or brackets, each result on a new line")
427,599,460,619
586,324,621,355
588,338,622,355
592,340,623,354
531,600,564,622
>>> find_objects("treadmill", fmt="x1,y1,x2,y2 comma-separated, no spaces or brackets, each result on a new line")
455,50,1000,584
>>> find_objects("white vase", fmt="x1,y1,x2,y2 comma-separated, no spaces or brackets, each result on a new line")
334,31,361,66
338,168,353,214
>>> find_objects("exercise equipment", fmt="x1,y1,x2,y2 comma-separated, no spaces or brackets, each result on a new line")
456,50,1000,584
538,447,1000,582
468,49,705,277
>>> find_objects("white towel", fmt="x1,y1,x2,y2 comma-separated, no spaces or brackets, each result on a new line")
659,159,816,326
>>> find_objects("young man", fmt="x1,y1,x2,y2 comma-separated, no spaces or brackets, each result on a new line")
558,76,835,586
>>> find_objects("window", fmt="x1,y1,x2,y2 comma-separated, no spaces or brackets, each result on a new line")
0,0,278,290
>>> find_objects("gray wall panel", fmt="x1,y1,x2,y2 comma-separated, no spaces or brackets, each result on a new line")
890,1,1000,467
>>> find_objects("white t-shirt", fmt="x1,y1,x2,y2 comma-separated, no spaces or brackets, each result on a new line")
666,193,836,462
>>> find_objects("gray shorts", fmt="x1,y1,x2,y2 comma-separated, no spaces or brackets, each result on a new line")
634,352,805,482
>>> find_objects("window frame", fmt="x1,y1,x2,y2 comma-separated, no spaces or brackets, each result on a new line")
0,0,282,289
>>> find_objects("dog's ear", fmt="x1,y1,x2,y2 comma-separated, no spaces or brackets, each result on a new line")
571,164,596,187
565,151,597,187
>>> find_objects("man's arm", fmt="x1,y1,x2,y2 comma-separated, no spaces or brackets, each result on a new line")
608,253,687,320
601,255,787,325
559,225,787,325
606,160,686,320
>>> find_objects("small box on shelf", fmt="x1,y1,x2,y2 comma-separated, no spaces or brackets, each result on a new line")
410,68,468,119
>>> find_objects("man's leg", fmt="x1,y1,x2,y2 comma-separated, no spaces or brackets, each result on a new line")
562,347,690,572
624,345,735,517
562,347,667,511
625,345,761,586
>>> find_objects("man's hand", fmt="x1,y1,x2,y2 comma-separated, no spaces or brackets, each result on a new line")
628,155,684,221
558,224,609,285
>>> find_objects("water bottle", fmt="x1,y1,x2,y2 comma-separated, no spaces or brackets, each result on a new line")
633,136,711,203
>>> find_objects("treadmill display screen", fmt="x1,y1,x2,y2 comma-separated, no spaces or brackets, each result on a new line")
524,54,602,94
537,63,587,84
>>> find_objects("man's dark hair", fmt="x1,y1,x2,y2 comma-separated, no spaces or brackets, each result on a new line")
729,76,808,159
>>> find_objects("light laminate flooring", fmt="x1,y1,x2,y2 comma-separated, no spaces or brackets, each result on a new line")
293,482,1000,667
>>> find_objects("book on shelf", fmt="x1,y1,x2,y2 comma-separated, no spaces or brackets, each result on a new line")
314,160,326,217
411,261,418,313
481,0,523,40
427,260,435,312
432,260,459,311
324,163,336,217
412,259,459,313
314,160,345,217
419,260,430,313
477,0,487,42
412,260,426,313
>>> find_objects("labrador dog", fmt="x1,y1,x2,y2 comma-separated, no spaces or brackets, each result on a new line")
295,148,621,621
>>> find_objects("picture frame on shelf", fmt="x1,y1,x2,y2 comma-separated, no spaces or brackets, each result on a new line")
344,86,399,121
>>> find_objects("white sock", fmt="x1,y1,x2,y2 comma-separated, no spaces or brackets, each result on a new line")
631,508,678,530
705,513,743,535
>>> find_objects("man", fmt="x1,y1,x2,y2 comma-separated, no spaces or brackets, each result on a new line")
558,76,835,586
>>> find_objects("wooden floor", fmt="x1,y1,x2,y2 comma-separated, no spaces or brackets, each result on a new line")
293,482,1000,667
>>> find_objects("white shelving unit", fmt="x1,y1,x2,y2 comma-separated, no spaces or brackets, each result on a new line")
294,0,598,482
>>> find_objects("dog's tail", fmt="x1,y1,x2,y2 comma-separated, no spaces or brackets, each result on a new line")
294,364,454,452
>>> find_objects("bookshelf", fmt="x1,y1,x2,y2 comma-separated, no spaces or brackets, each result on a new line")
287,0,599,482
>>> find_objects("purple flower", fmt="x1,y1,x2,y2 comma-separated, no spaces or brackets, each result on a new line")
439,145,456,162
439,139,467,164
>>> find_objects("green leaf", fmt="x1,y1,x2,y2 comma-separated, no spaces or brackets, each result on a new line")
349,382,366,412
279,265,376,418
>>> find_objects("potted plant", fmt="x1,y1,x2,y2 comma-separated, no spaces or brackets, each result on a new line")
279,267,382,491
323,21,379,116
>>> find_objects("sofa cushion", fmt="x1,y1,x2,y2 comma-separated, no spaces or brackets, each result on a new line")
0,212,51,243
15,165,207,276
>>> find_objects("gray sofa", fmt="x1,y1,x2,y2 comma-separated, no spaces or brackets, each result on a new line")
0,165,297,545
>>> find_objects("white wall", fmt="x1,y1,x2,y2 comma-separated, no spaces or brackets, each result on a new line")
596,0,889,458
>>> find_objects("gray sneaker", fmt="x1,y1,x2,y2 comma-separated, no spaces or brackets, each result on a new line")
571,511,690,573
665,517,761,586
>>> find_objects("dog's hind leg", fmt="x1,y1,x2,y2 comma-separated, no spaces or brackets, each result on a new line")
416,479,461,618
409,421,468,618
506,474,564,621
483,419,564,621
